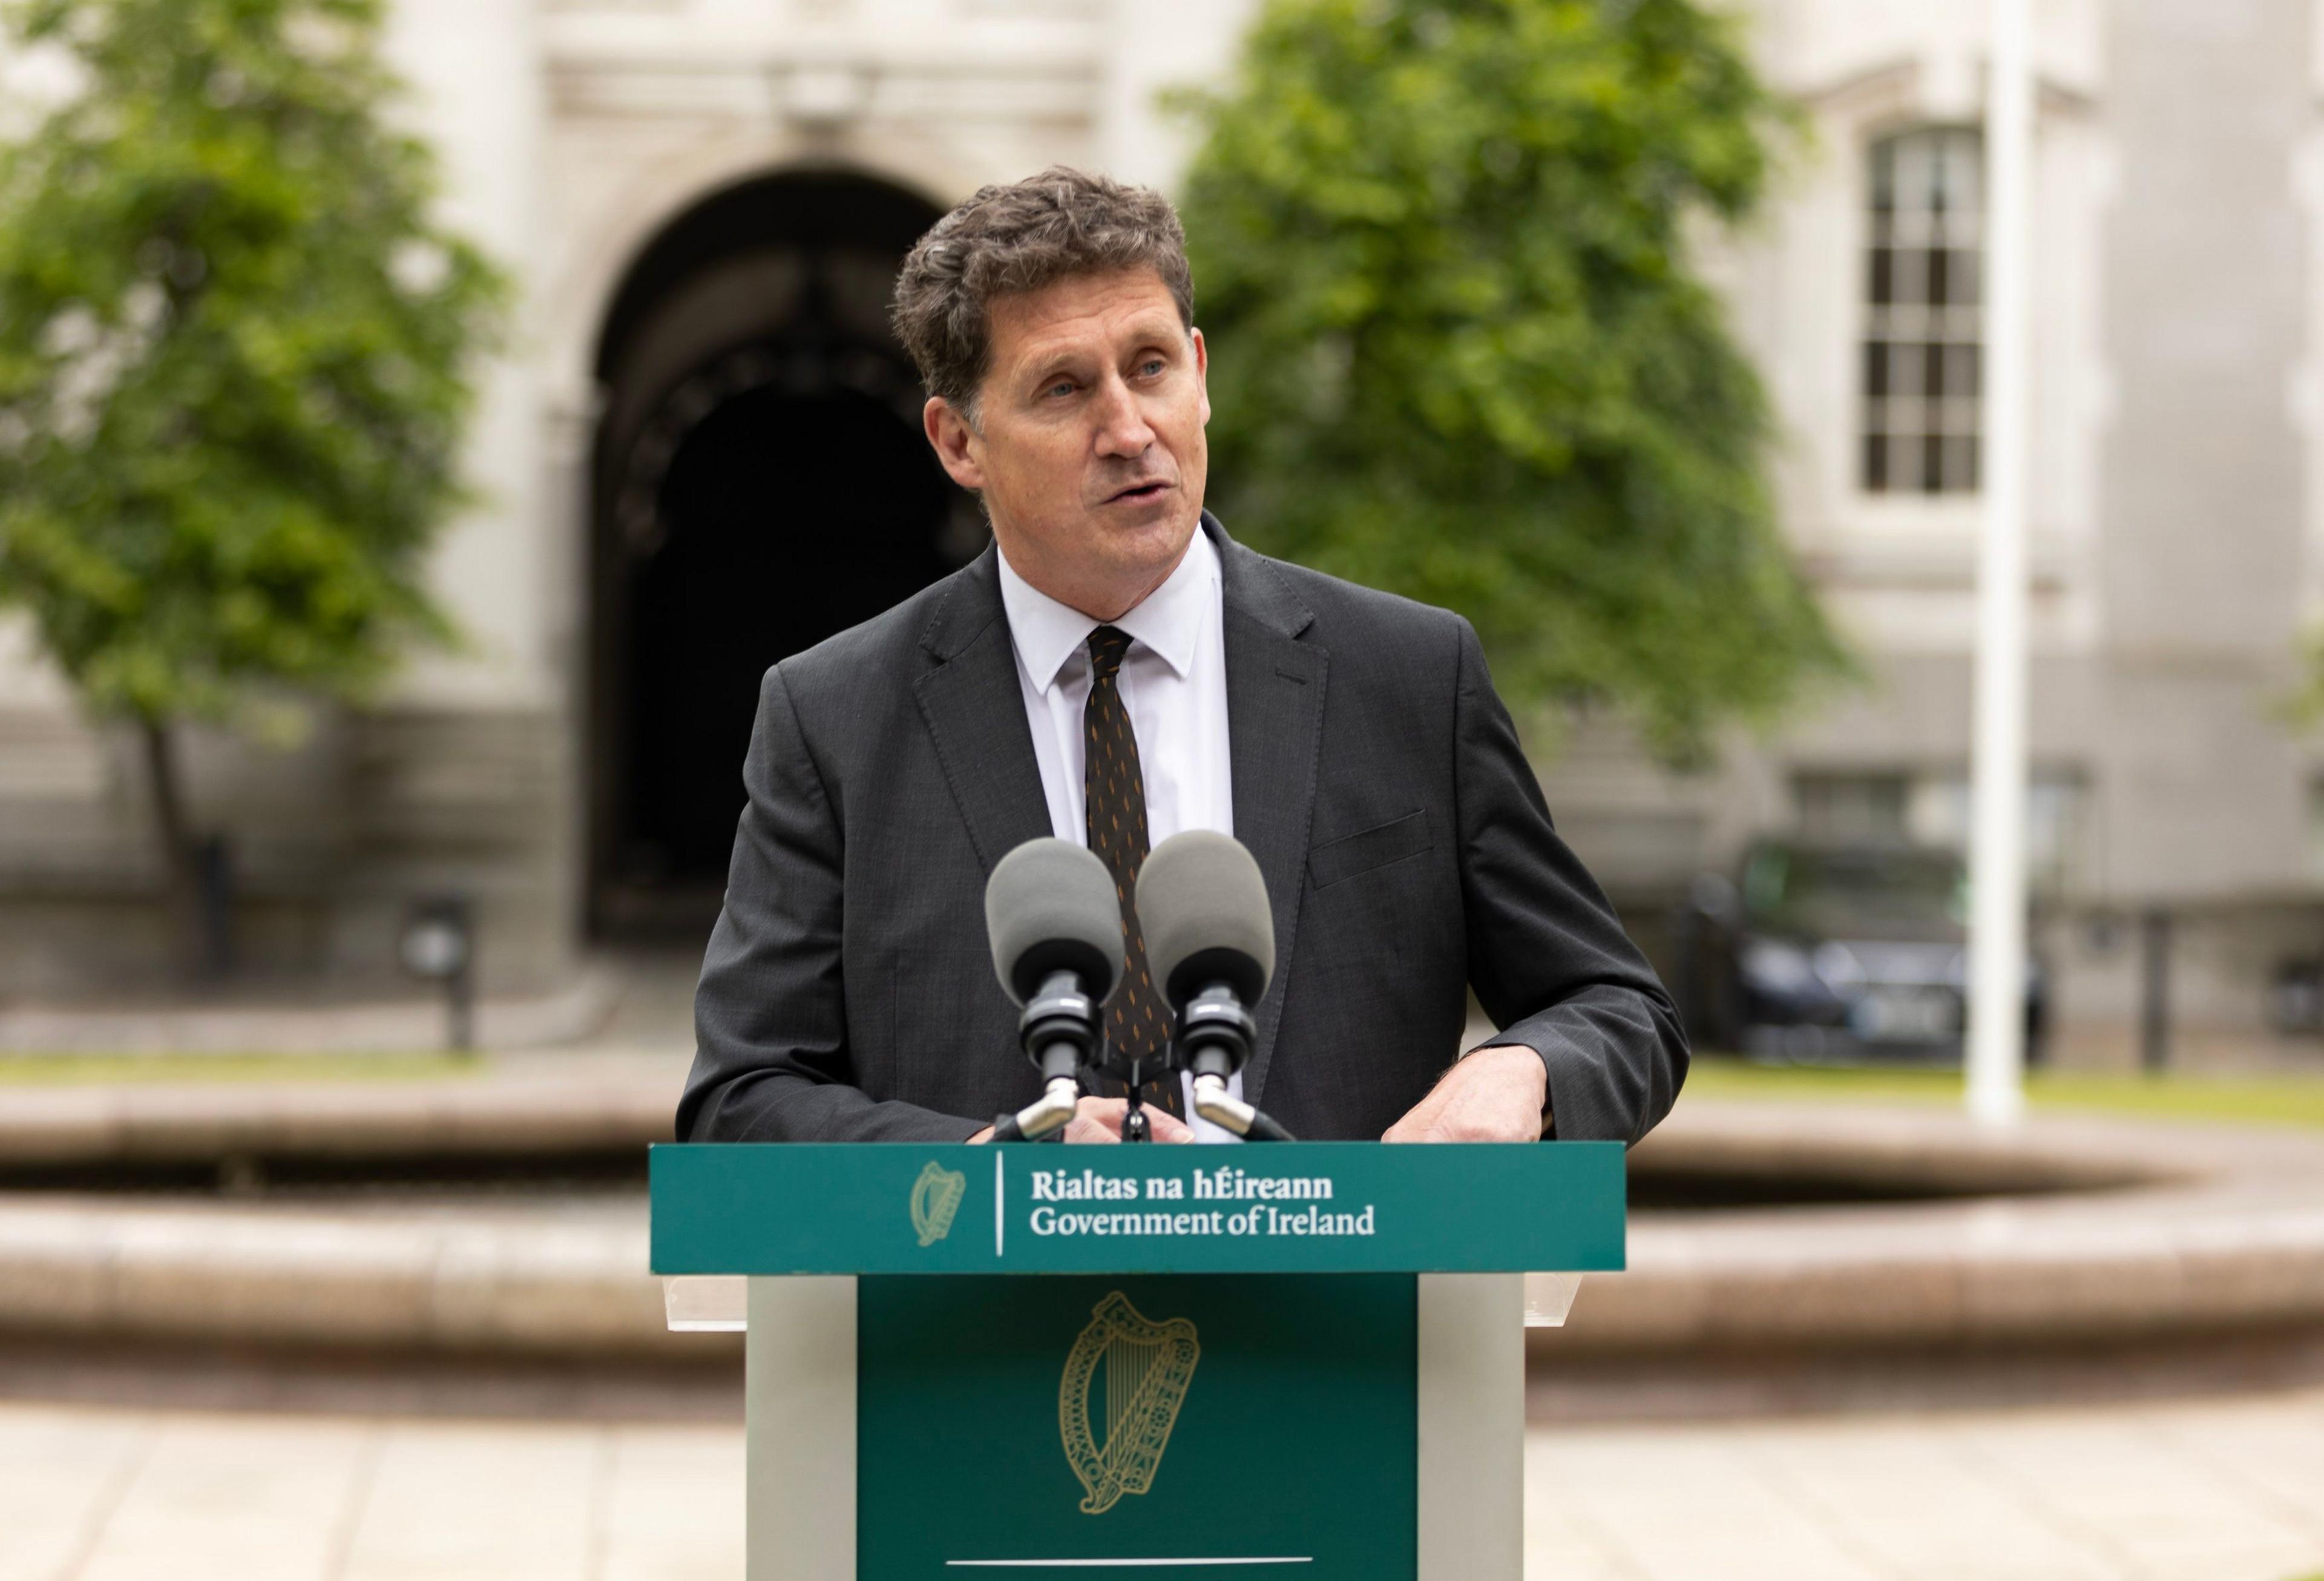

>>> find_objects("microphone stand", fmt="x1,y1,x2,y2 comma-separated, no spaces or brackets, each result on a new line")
988,970,1097,1143
1120,1083,1152,1144
1175,985,1296,1142
1116,1042,1188,1143
990,978,1296,1143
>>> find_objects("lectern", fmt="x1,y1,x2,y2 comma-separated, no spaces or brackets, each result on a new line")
652,1141,1624,1580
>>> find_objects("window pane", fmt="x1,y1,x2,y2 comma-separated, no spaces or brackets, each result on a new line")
1945,134,1983,229
1863,127,1984,497
1945,343,1980,398
1897,136,1932,225
1894,246,1927,307
1892,429,1923,491
1937,435,1964,490
1889,343,1925,402
1947,248,1980,306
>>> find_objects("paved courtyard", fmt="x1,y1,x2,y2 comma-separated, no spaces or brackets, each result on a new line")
1528,1388,2324,1581
2,1385,2321,1580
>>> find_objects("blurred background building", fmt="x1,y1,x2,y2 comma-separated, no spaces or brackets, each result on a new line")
0,0,2316,1067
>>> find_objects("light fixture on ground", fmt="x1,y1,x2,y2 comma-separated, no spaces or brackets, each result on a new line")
399,896,476,1053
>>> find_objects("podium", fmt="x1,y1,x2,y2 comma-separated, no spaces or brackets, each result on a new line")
651,1141,1624,1580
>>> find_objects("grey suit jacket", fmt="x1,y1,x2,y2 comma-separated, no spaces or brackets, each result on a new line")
677,515,1687,1145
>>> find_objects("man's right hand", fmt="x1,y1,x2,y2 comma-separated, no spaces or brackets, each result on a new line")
968,1096,1194,1145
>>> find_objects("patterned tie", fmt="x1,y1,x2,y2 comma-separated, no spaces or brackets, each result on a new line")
1082,625,1183,1117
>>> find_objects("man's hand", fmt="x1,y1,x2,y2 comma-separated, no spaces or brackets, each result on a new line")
1382,1044,1551,1142
1062,1097,1195,1143
968,1096,1195,1145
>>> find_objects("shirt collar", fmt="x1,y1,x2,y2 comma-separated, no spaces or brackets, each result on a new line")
996,525,1218,694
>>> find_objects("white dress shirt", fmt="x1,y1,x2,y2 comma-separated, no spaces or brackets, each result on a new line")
994,527,1243,1141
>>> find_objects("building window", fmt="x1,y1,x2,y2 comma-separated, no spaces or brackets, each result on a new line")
1863,128,1983,495
1794,767,2090,895
1794,772,1912,846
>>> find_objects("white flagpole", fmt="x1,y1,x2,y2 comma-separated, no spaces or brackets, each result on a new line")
1968,0,2034,1126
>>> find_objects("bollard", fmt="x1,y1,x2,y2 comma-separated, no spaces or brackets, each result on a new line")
2139,908,2171,1076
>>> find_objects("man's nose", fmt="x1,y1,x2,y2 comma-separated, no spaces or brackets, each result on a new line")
1090,376,1157,458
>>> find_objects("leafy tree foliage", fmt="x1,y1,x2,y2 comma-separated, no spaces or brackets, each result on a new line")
0,0,505,967
1177,0,1849,761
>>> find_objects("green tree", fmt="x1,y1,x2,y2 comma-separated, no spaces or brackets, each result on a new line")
1177,0,1848,761
0,0,506,971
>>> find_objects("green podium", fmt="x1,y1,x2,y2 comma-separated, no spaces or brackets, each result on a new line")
651,1142,1625,1579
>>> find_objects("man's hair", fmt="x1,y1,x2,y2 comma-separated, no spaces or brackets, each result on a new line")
889,166,1195,422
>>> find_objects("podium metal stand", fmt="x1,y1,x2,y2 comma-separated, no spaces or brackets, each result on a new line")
652,1142,1624,1580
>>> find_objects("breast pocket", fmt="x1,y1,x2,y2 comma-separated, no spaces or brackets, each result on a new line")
1308,809,1432,890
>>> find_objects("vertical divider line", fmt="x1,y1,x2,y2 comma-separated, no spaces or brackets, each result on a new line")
996,1151,1005,1258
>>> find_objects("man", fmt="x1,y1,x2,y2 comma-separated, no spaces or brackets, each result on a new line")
677,168,1686,1146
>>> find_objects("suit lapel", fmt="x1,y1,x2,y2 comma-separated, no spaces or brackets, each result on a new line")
1215,520,1325,1109
914,548,1055,873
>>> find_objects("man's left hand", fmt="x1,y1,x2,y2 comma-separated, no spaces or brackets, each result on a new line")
1382,1044,1549,1142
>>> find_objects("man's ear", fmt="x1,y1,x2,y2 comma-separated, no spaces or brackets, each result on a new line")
1192,327,1210,427
924,397,986,492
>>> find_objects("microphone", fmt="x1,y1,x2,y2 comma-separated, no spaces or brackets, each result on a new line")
983,837,1123,1142
1134,831,1296,1141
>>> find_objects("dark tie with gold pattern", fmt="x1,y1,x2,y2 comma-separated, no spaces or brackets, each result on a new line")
1083,625,1183,1118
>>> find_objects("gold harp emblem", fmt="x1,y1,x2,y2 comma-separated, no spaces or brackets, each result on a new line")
1058,1291,1200,1515
909,1162,966,1247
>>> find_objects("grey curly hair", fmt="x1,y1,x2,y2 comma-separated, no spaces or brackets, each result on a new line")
888,166,1196,424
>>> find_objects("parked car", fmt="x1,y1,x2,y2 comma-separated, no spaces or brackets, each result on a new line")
1673,839,2048,1065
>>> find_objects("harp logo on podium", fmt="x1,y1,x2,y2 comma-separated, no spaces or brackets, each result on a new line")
909,1161,966,1247
1059,1292,1201,1514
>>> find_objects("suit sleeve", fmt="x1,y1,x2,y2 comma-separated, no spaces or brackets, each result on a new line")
1450,618,1689,1143
675,665,986,1143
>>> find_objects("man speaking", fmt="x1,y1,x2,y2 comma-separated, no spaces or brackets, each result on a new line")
676,168,1686,1146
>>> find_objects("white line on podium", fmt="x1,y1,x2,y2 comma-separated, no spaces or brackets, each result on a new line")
945,1561,1312,1569
995,1151,1005,1257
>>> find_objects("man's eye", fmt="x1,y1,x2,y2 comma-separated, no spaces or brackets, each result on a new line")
1045,381,1075,398
1138,360,1165,376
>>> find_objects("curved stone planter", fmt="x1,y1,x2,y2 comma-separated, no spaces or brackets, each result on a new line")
0,1074,671,1166
0,1197,705,1360
1537,1104,2324,1358
1,1076,2320,1362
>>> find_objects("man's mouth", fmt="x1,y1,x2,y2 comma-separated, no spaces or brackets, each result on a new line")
1104,480,1171,504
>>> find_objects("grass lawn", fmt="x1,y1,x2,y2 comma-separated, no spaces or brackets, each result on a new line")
0,1051,482,1084
1684,1054,2324,1130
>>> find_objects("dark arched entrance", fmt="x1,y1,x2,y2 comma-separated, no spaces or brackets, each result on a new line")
589,171,971,938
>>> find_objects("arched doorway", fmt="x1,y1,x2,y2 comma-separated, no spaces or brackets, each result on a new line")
588,170,974,938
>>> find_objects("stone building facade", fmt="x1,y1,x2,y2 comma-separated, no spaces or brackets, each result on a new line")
1,0,2319,1057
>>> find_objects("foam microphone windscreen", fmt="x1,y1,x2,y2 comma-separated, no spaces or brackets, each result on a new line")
985,837,1125,1005
1135,830,1275,1007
